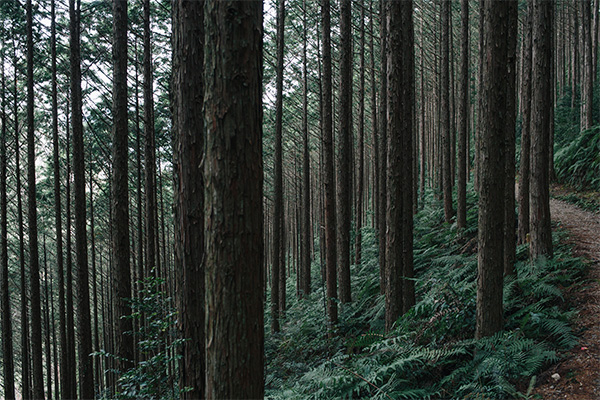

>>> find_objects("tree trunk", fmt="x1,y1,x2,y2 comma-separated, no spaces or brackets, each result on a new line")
355,0,365,269
0,31,15,400
582,0,593,129
503,1,518,276
441,0,452,222
321,0,338,329
337,0,352,304
111,0,134,379
457,0,469,230
271,0,285,332
300,0,311,298
518,3,533,245
143,0,159,280
378,0,388,296
69,0,94,396
26,0,44,396
530,0,554,259
204,2,264,397
475,0,513,339
172,1,205,396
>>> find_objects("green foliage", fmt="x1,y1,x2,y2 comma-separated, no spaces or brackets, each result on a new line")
554,126,600,190
97,278,183,400
266,190,585,399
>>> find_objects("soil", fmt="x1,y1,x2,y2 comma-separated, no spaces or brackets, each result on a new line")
531,189,600,399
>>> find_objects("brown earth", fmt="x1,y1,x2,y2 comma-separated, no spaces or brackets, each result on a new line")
531,193,600,399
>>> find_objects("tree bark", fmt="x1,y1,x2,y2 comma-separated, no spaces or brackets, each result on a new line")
457,0,469,230
355,0,365,270
321,0,338,329
582,0,593,130
503,1,518,276
441,0,453,223
271,0,285,332
172,0,205,396
300,0,311,298
518,3,533,245
378,0,388,296
530,0,554,259
204,1,264,397
0,29,15,400
26,0,44,396
111,0,134,379
337,0,352,304
476,0,513,339
70,0,94,396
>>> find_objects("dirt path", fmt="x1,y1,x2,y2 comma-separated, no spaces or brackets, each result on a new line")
533,198,600,399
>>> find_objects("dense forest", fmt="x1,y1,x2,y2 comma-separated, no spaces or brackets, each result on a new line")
0,0,599,399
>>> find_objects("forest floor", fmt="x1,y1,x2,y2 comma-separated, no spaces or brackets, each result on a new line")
532,186,600,399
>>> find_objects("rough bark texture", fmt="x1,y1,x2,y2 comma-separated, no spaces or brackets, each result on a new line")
529,0,554,259
271,0,285,332
172,0,205,396
441,0,453,223
0,32,15,400
401,0,415,314
378,0,387,296
51,0,68,396
26,0,44,397
476,0,511,339
203,1,264,397
70,0,94,396
582,0,593,130
457,0,469,230
518,3,533,245
355,0,365,270
300,0,311,298
144,0,158,279
321,0,338,328
337,0,352,304
111,0,134,378
503,1,518,276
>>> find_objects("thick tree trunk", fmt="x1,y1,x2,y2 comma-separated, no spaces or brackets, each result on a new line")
172,0,205,396
476,0,513,339
530,0,554,259
321,0,338,329
457,0,469,230
111,0,134,379
337,0,352,304
26,0,44,396
204,1,264,397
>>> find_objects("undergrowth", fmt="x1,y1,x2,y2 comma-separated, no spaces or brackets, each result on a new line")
265,188,585,399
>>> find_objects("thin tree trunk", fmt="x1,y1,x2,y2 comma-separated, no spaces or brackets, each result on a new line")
441,0,453,222
457,0,469,230
26,0,44,396
378,0,388,296
321,0,338,329
0,31,15,400
518,3,533,245
300,0,311,298
337,0,352,304
355,0,365,269
582,0,593,129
